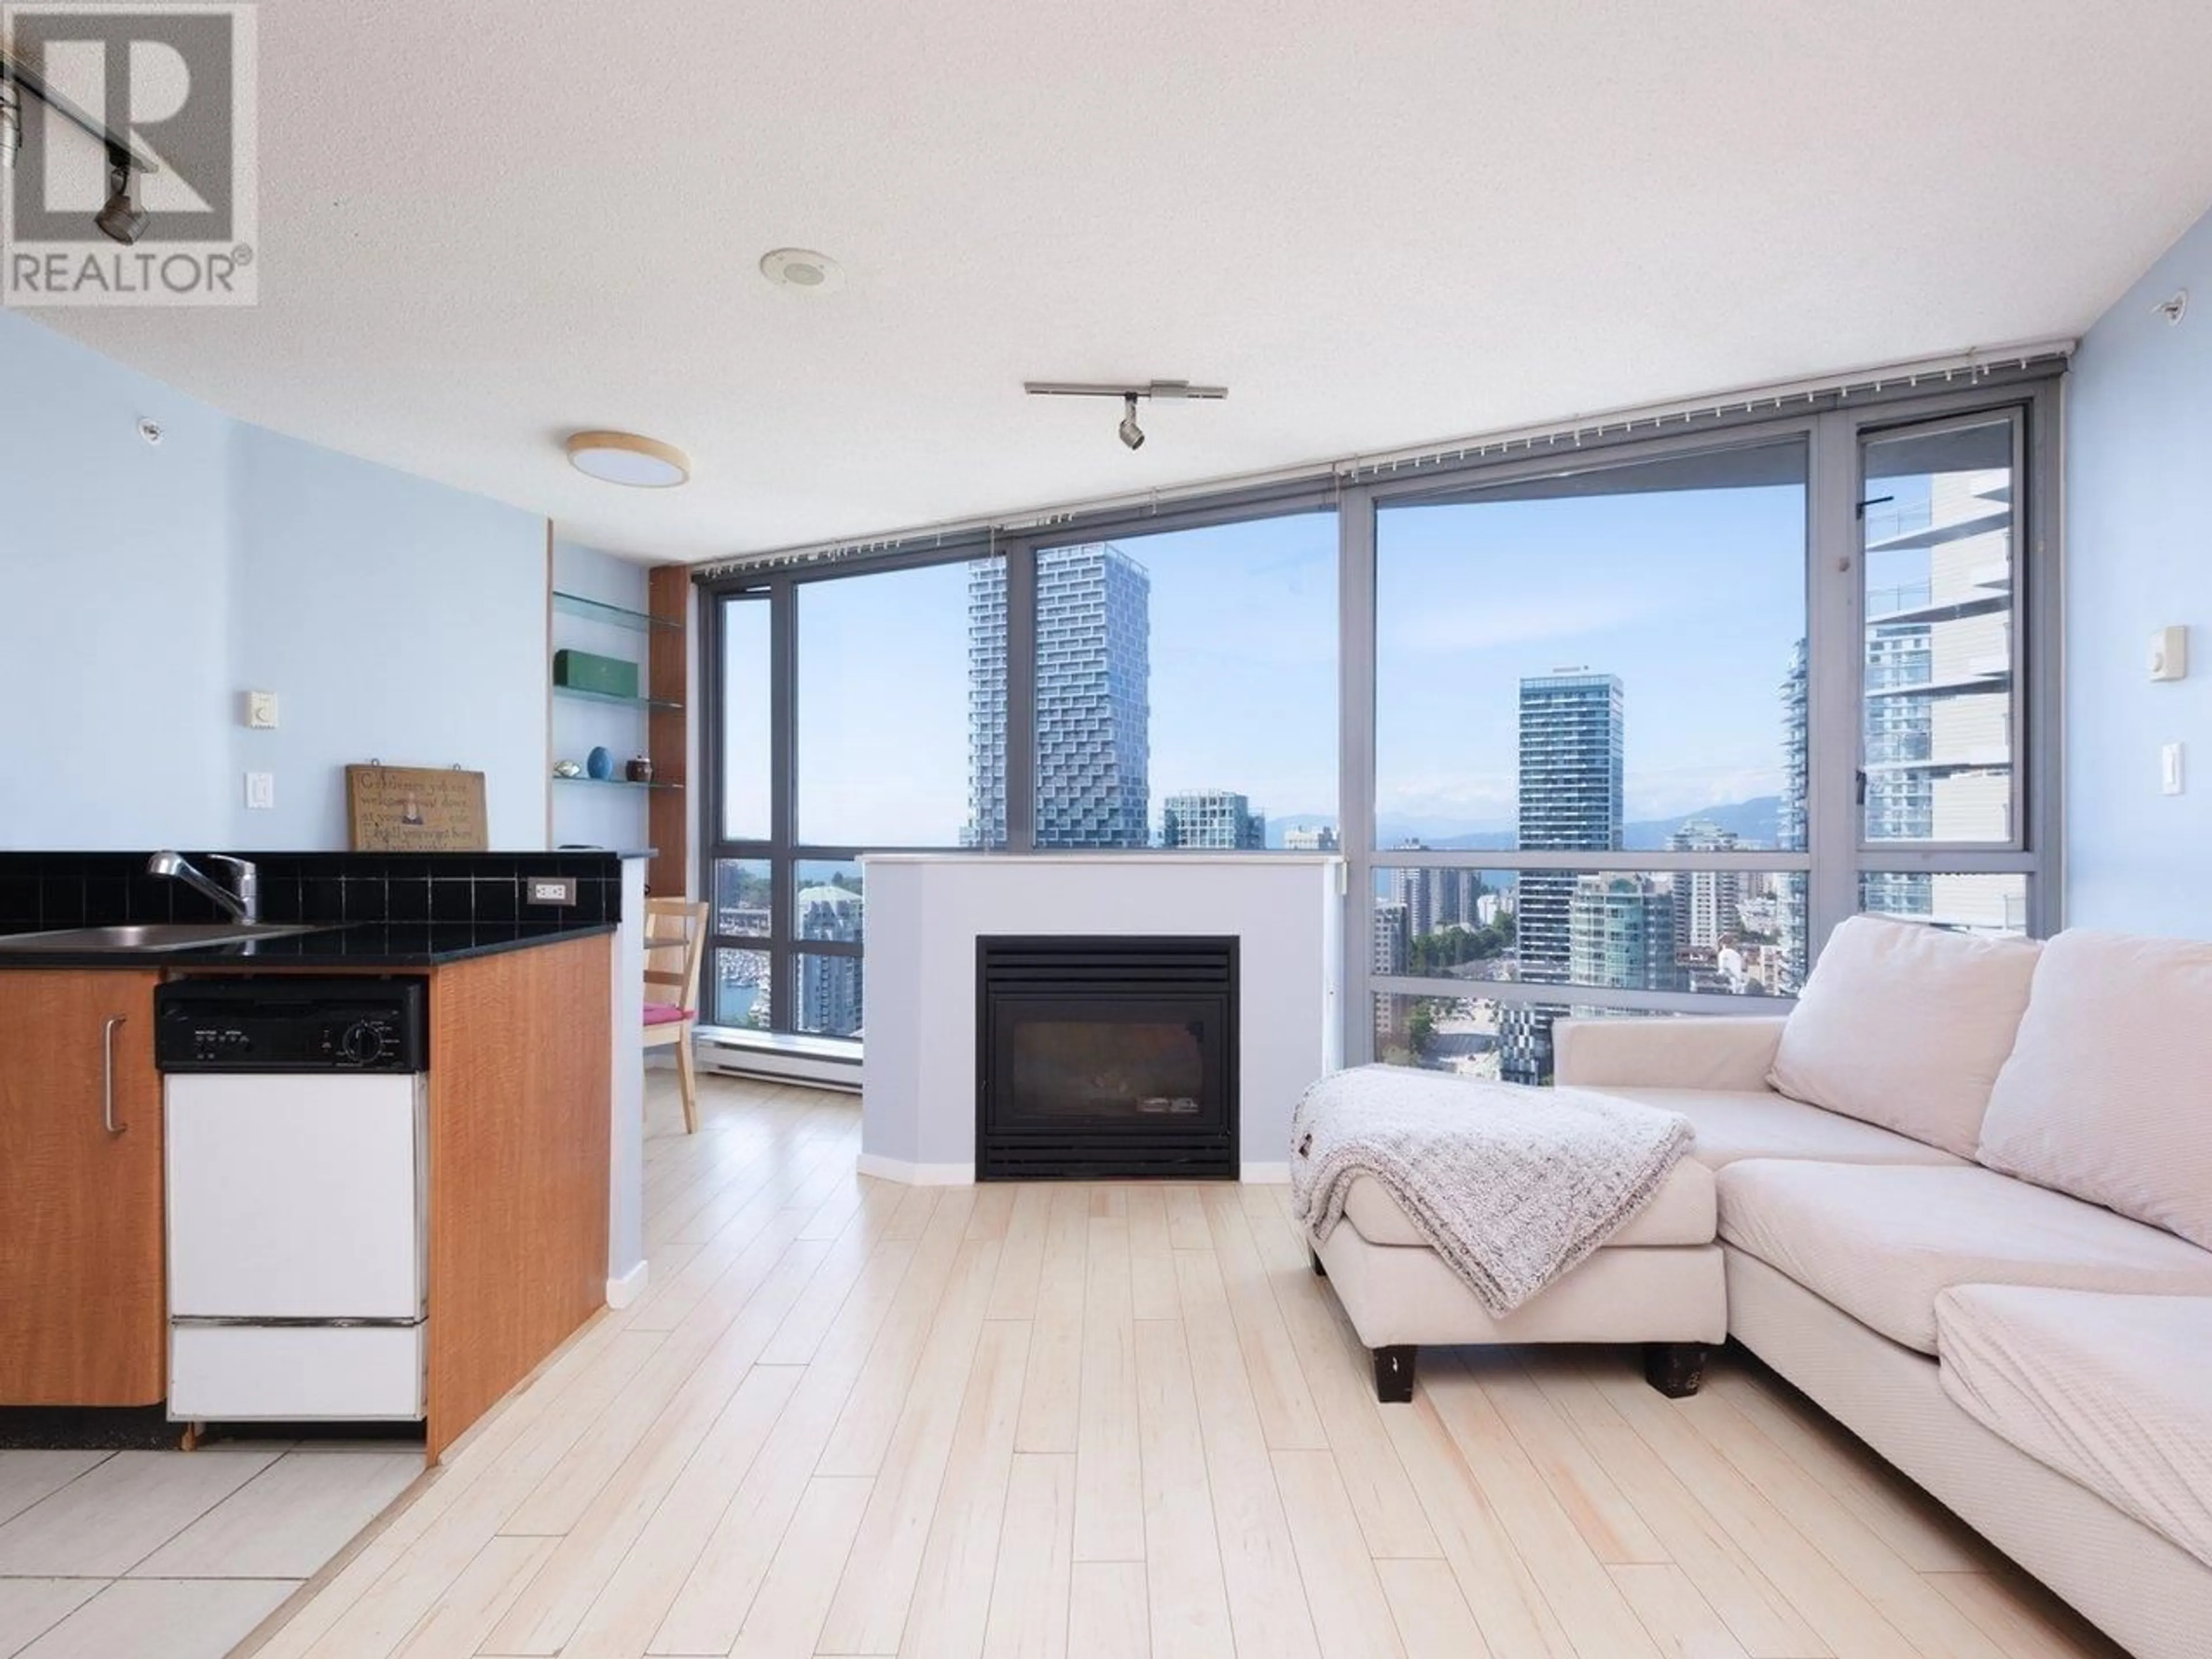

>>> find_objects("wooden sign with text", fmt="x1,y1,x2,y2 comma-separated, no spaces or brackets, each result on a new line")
344,765,490,852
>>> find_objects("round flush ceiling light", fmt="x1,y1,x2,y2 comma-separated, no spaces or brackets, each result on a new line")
563,430,692,488
759,247,844,290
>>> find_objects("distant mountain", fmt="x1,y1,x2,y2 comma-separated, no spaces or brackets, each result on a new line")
1274,801,1787,858
1354,795,1785,857
1625,796,1782,851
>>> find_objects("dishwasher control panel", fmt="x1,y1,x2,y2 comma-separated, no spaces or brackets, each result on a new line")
155,979,428,1073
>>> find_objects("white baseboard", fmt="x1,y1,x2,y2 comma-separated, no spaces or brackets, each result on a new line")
605,1260,650,1309
853,1153,1285,1185
855,1153,976,1186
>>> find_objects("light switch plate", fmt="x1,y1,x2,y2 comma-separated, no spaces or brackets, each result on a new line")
2162,743,2185,796
527,876,577,907
2151,626,2189,683
245,690,280,729
244,772,275,810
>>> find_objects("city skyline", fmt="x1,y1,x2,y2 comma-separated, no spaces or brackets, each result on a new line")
784,488,1806,851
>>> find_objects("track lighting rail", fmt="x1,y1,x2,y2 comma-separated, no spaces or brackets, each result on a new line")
0,44,163,175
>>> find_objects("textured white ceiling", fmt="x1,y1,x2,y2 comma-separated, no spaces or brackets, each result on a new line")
35,1,2212,562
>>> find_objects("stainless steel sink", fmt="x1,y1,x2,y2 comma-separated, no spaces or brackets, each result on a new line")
1,922,326,952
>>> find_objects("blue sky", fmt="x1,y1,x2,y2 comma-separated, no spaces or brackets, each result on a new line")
783,479,1807,847
1376,480,1806,831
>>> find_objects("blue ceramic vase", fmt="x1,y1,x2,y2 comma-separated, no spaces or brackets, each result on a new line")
586,745,613,781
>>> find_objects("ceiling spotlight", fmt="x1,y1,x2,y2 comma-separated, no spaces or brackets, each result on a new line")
94,154,147,246
564,430,692,488
1117,395,1145,452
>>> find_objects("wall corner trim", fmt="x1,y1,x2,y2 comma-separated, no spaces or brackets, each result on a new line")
605,1259,649,1309
855,1153,976,1186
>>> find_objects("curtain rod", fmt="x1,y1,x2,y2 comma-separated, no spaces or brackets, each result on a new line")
692,338,2073,578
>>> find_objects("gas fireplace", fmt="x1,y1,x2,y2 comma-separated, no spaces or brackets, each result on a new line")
976,935,1238,1179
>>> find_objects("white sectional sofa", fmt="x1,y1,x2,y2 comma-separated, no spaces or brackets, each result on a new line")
1307,918,2212,1658
1553,921,2212,1659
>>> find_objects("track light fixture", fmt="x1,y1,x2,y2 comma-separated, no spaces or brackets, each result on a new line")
1024,378,1228,452
0,78,20,171
1118,395,1146,451
0,46,160,229
94,151,147,246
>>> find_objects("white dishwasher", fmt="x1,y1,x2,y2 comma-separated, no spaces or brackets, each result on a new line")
156,978,429,1424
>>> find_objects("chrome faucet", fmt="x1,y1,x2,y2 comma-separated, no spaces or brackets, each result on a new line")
147,851,259,923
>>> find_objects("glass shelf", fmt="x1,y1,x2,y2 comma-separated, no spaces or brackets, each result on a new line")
554,774,684,791
553,683,684,713
551,590,679,632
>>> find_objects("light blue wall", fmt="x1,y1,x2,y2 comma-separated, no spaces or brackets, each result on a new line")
228,427,548,848
0,310,551,850
0,310,235,846
2066,204,2212,935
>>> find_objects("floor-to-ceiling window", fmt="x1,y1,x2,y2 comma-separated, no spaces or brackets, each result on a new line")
698,372,2058,1073
1024,516,1338,851
1367,441,1810,1078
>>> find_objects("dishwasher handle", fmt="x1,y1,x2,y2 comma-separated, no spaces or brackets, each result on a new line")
102,1015,125,1135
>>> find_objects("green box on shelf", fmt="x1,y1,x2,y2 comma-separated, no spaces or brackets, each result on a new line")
554,648,640,699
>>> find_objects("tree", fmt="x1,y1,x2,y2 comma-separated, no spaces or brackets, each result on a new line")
1407,999,1437,1057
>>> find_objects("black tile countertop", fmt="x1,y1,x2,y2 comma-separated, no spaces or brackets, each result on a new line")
0,919,616,971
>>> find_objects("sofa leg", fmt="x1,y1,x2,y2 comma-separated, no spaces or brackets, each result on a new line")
1643,1342,1705,1399
1372,1345,1417,1404
1309,1247,1327,1279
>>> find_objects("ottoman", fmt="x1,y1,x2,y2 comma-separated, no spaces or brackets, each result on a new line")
1309,1157,1728,1402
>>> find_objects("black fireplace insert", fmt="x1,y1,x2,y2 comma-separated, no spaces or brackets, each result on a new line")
976,935,1238,1180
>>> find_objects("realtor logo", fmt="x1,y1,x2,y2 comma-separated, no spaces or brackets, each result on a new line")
2,2,257,306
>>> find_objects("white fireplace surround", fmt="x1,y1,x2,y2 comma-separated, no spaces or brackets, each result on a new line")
859,854,1344,1183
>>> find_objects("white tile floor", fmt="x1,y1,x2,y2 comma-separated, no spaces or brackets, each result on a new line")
0,1446,421,1658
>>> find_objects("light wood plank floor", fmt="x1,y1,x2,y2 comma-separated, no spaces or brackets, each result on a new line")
241,1075,2130,1659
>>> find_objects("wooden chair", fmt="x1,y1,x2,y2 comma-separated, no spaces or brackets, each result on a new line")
643,897,709,1134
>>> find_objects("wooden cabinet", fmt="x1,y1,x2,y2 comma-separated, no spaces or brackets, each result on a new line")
0,971,165,1405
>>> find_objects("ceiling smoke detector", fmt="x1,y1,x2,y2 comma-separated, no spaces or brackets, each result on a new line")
759,248,844,291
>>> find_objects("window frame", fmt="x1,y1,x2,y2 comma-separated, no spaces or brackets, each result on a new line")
696,372,2063,1069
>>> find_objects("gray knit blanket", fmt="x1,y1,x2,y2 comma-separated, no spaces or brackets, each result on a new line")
1291,1065,1692,1317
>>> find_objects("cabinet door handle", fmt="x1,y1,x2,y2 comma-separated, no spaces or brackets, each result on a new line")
101,1015,126,1135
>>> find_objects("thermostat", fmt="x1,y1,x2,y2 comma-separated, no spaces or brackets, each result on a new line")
2151,626,2189,683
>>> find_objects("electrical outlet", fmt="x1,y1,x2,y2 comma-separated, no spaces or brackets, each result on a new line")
527,877,577,907
244,772,275,810
245,690,280,729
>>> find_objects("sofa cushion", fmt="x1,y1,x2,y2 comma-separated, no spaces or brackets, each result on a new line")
1767,915,2041,1157
1715,1161,2212,1353
1978,930,2212,1250
1937,1286,2212,1571
1342,1157,1715,1250
1594,1086,1967,1171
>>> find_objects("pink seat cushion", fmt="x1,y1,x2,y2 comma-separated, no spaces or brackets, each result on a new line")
643,1002,694,1027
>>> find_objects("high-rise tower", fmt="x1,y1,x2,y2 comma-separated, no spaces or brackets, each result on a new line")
1503,670,1624,1083
967,544,1152,849
1162,789,1266,849
1514,670,1625,972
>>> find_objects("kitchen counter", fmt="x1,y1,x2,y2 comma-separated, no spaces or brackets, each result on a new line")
0,919,616,971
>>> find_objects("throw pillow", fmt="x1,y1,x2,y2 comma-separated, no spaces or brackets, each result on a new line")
1979,930,2212,1249
1768,914,2041,1156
